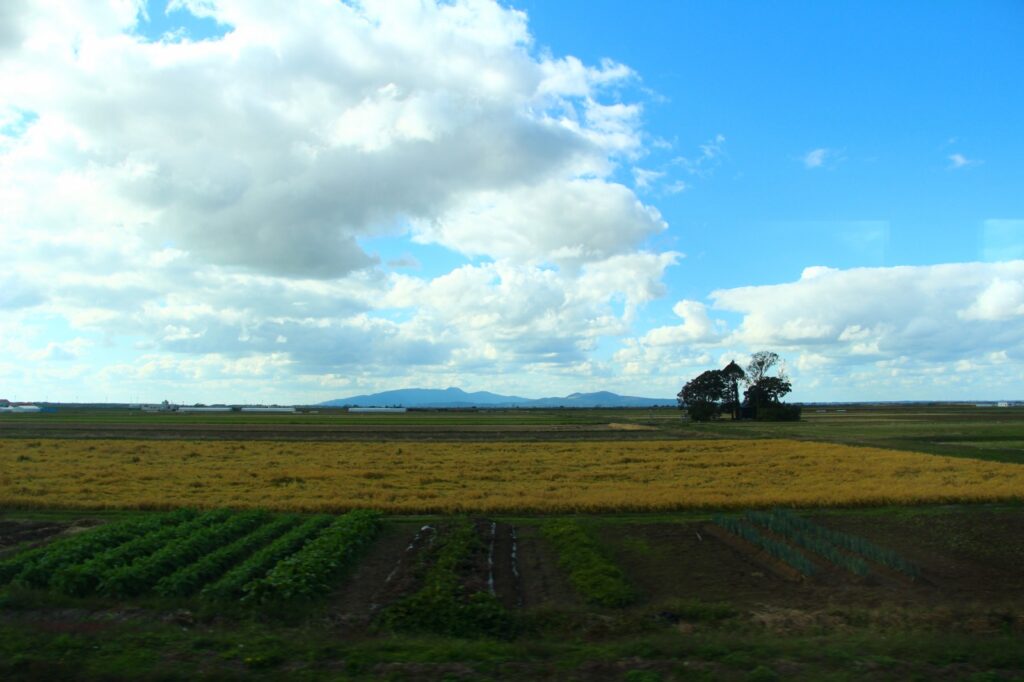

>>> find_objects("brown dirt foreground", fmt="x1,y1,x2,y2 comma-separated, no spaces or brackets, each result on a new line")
4,507,1022,618
2,508,1023,681
597,509,1024,619
330,520,581,632
315,508,1024,631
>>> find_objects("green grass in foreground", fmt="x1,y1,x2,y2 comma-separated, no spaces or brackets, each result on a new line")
1,614,1022,681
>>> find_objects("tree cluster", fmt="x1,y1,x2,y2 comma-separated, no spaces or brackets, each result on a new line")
677,351,799,422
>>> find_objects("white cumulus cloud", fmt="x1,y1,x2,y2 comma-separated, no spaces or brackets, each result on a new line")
616,261,1024,401
0,0,686,401
1,0,658,278
712,262,1024,361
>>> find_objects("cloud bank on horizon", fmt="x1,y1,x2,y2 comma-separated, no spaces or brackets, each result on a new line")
1,0,1022,403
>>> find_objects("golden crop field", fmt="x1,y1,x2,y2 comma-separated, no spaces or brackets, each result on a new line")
2,438,1023,513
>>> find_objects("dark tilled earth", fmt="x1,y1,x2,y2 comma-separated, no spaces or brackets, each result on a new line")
0,519,102,558
597,510,1024,616
4,508,1024,628
2,509,1024,682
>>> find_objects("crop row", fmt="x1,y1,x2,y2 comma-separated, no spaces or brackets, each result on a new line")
744,511,869,577
0,509,197,587
199,515,334,601
380,518,516,638
98,511,270,597
242,509,381,603
540,519,635,607
199,515,333,600
1,509,386,603
713,515,818,577
154,515,300,597
51,510,234,597
746,510,919,578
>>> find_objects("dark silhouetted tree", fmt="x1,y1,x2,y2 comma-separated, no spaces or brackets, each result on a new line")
742,351,793,418
680,353,798,422
677,369,728,421
721,360,746,420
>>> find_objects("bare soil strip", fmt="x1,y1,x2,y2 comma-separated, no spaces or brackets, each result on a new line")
702,523,807,583
0,519,103,558
332,522,436,629
491,522,523,609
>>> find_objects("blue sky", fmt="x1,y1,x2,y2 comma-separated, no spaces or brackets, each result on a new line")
518,0,1024,280
1,1,1022,403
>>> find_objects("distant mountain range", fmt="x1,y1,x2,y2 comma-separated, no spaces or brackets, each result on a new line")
318,387,674,408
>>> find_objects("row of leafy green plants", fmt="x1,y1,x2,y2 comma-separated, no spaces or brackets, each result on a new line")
2,510,698,641
714,509,920,579
745,509,920,578
378,517,640,641
540,519,636,607
0,508,381,603
378,517,517,638
713,514,819,577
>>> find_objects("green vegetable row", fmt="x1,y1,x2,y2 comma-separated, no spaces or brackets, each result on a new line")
748,509,919,578
154,515,300,597
1,510,196,587
242,509,381,603
200,515,333,601
540,519,635,607
51,510,232,597
380,518,515,638
98,511,269,597
714,515,818,577
744,511,869,577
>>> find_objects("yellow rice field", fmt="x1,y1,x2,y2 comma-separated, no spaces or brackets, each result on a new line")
2,438,1023,513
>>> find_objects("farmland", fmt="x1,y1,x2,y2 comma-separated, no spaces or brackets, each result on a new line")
2,404,1024,680
3,437,1024,513
0,510,380,604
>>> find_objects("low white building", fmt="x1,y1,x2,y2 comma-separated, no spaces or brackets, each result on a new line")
240,406,296,413
348,407,407,413
0,405,41,413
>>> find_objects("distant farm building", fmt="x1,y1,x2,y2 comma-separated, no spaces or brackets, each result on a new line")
0,404,41,413
240,407,296,413
141,400,176,412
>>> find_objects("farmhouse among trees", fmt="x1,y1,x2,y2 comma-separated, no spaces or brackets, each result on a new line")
678,352,800,421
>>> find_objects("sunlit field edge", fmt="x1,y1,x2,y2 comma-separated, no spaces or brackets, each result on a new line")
2,438,1022,513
